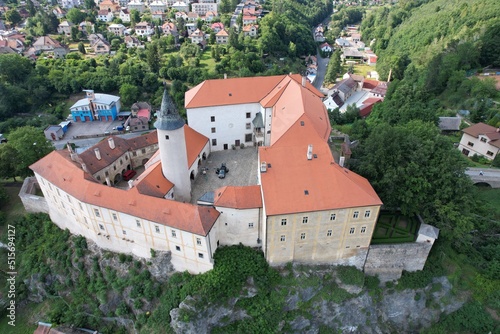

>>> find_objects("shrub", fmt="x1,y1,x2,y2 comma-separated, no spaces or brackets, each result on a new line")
336,266,364,286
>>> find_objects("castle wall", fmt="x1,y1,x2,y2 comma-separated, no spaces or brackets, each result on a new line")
215,207,261,248
19,177,49,214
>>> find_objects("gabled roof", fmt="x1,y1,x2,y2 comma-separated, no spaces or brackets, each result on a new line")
33,36,61,47
462,122,500,148
333,77,357,94
30,150,219,236
216,29,228,37
214,185,262,209
134,160,173,197
184,125,208,167
438,117,461,131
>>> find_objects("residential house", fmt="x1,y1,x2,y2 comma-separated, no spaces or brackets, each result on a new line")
458,123,500,160
149,0,166,13
124,35,142,48
191,2,217,16
60,0,82,8
97,9,114,22
242,24,258,37
91,37,111,55
52,6,66,19
189,29,205,45
215,29,229,44
108,23,126,36
57,21,73,36
134,21,154,37
151,11,167,22
211,22,224,33
331,76,358,102
32,36,68,58
438,117,461,133
70,90,121,122
242,15,257,25
203,11,217,22
79,21,95,35
185,22,197,35
351,33,361,43
369,81,388,98
162,22,178,38
323,91,344,110
128,0,146,13
174,11,188,21
88,33,106,45
99,0,120,12
120,8,131,22
172,1,189,13
187,12,200,22
335,38,350,48
320,42,332,53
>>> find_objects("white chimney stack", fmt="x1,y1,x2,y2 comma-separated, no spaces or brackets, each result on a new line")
339,156,345,167
105,176,111,186
94,148,101,160
307,145,313,160
302,76,307,87
224,73,227,79
81,163,88,173
108,137,115,150
128,180,134,189
260,161,267,173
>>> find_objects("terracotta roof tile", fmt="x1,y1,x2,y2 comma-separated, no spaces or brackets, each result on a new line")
134,160,174,197
184,125,209,167
214,185,262,209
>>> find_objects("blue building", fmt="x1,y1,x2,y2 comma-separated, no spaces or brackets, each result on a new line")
70,90,121,122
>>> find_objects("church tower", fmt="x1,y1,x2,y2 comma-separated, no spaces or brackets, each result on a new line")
154,87,191,202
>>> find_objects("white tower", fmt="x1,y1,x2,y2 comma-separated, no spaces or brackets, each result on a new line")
154,87,191,202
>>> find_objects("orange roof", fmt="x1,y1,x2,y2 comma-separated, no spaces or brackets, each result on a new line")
216,29,229,37
30,151,219,235
185,75,285,108
184,125,209,167
214,185,262,209
134,160,174,197
259,122,382,216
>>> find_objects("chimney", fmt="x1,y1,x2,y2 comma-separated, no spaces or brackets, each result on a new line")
108,137,115,149
302,76,307,87
105,176,111,187
307,145,313,160
81,163,88,173
339,156,345,167
70,153,78,161
260,161,267,173
94,148,101,160
224,73,227,79
67,142,73,153
128,180,134,189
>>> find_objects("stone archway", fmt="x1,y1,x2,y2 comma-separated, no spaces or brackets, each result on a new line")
202,152,207,160
114,173,122,184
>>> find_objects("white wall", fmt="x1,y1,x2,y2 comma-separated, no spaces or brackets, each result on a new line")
458,133,499,160
214,206,261,247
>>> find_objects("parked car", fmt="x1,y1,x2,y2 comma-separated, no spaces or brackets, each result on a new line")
123,169,137,181
216,163,229,179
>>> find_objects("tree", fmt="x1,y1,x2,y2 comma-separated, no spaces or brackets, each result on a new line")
325,49,341,83
66,8,87,25
5,9,22,26
0,54,33,84
71,26,79,41
0,144,18,182
146,42,160,74
78,42,86,54
119,83,140,106
130,10,141,26
7,126,54,178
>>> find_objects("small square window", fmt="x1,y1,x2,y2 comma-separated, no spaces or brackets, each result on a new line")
281,219,287,226
196,238,202,245
171,230,177,238
353,211,359,219
327,230,332,236
212,138,217,146
142,149,146,154
245,133,252,142
361,226,367,234
175,246,181,251
114,166,116,171
105,171,109,177
210,116,215,122
246,123,251,129
136,220,141,227
112,213,117,220
467,141,474,147
246,112,251,118
280,235,286,242
155,225,160,233
330,213,336,221
211,127,216,133
487,151,494,156
198,253,204,258
481,137,487,143
364,210,371,218
123,230,126,235
248,223,254,228
165,135,169,140
71,209,75,216
302,217,308,224
300,233,306,240
94,209,100,217
99,224,104,230
349,227,355,234
84,217,88,224
79,202,83,210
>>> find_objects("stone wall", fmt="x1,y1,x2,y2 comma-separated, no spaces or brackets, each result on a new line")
19,177,49,214
364,242,433,282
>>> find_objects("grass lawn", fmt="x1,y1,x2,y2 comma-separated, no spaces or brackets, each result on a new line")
199,47,216,69
353,64,375,77
371,211,420,244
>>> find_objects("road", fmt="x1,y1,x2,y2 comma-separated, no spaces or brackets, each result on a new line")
466,167,500,178
313,54,330,92
52,130,152,151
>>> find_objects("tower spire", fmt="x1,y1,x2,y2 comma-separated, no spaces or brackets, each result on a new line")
154,84,185,131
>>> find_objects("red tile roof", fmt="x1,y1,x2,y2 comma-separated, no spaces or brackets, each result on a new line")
31,150,219,235
184,125,209,167
134,160,173,197
214,185,262,209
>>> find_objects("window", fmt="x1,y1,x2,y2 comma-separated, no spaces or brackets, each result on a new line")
327,230,332,236
481,137,487,143
112,213,117,221
246,123,251,129
198,253,204,259
57,189,60,196
280,235,286,242
175,246,181,251
99,224,104,230
248,223,254,228
245,133,252,142
487,151,494,156
196,238,202,245
165,135,169,140
67,195,71,203
119,159,123,165
155,225,160,233
302,217,308,224
281,219,287,226
361,226,366,234
84,217,88,224
61,202,65,209
79,202,83,210
300,233,306,240
210,116,215,122
246,112,251,118
133,152,137,157
136,220,141,227
141,149,146,154
211,127,216,133
113,166,116,171
171,230,177,238
94,209,100,217
212,139,217,146
72,209,75,216
123,230,126,235
353,211,359,219
467,141,474,147
330,213,336,221
349,227,355,234
105,171,109,177
364,210,371,218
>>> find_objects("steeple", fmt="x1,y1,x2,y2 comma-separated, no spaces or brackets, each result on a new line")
154,86,185,131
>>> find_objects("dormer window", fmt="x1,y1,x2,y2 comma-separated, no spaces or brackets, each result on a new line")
480,137,487,143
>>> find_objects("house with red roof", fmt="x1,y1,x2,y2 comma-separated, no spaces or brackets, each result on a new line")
458,122,500,160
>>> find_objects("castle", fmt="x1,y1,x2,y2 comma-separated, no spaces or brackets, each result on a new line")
26,74,384,274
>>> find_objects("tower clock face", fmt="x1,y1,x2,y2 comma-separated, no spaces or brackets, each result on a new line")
228,123,234,128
